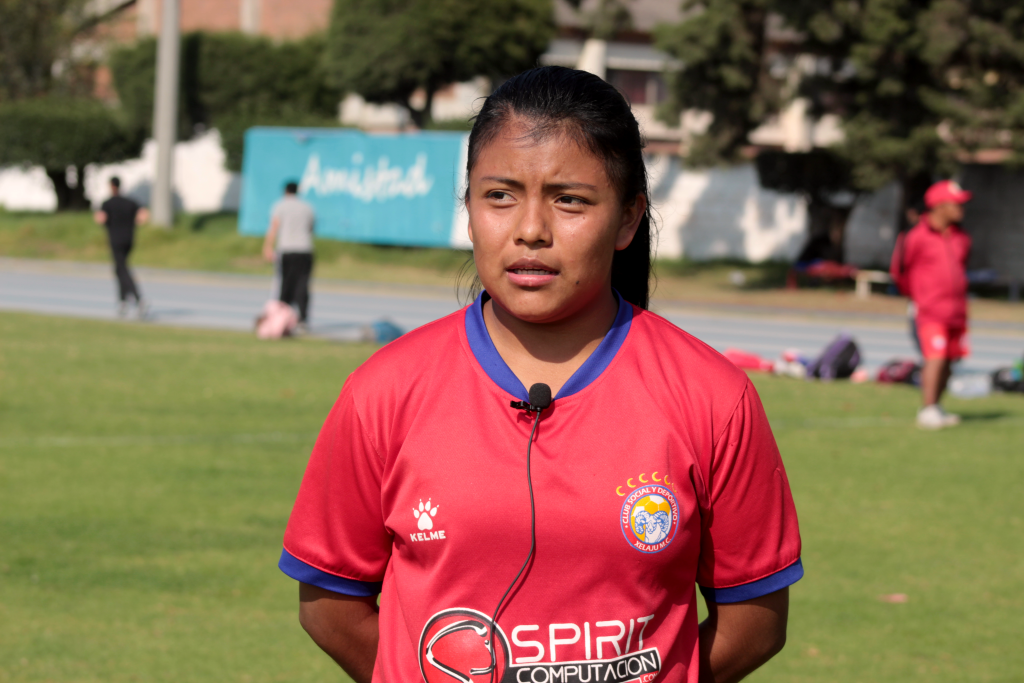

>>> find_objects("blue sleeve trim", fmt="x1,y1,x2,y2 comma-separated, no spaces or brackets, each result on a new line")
278,549,382,597
699,558,804,604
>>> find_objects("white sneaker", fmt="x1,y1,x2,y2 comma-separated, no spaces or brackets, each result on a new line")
937,405,961,426
117,301,129,318
135,300,150,320
916,405,946,430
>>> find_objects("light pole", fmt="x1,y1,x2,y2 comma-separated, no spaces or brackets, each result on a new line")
151,0,180,227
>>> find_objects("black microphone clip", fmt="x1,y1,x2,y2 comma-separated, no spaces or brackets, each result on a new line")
510,383,553,414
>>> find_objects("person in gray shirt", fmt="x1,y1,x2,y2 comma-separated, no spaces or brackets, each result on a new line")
263,181,316,325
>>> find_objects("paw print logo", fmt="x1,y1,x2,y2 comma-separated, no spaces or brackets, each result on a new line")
413,499,439,530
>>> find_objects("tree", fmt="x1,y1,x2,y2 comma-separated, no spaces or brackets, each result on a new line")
110,32,343,171
654,0,783,166
565,0,636,40
0,0,141,208
773,0,1024,204
756,148,856,261
0,98,143,209
325,0,555,128
0,0,135,100
0,0,83,99
655,1,1024,261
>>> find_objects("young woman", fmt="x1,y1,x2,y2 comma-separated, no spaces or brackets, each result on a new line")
279,67,802,683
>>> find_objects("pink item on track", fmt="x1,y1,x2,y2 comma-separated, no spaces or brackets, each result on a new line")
723,348,775,372
255,300,298,339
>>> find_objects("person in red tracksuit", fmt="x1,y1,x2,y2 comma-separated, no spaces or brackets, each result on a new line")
890,180,972,429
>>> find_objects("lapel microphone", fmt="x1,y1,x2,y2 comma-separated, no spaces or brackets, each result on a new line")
488,383,551,681
510,383,552,413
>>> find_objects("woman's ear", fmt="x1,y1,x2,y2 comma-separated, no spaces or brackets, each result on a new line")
465,195,475,245
615,193,646,251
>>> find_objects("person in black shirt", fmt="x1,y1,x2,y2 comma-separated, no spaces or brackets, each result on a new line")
93,177,150,318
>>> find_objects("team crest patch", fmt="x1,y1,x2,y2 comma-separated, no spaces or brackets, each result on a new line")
620,485,679,554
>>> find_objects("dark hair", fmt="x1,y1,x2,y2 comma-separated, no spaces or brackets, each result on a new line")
110,176,121,188
284,181,299,194
463,66,653,309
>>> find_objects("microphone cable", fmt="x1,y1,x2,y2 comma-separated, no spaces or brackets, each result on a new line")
489,384,549,683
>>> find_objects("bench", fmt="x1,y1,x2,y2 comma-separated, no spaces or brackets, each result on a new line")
854,270,892,299
854,269,1022,301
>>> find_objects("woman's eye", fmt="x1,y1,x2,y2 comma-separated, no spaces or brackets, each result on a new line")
556,195,587,206
487,190,512,201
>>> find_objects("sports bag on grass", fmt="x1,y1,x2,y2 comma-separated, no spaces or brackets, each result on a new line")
876,358,921,385
992,361,1024,393
808,334,861,380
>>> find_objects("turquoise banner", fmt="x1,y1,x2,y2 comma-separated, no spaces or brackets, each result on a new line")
238,127,469,248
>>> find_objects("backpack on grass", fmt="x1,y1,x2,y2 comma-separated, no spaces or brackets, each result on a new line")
808,334,861,380
876,359,921,386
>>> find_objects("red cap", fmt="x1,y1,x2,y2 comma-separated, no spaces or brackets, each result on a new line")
924,180,972,208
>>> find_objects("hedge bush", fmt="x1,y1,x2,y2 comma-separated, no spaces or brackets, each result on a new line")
110,32,342,171
0,98,143,209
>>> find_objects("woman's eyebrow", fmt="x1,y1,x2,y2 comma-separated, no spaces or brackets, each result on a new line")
479,176,598,192
546,182,598,192
480,176,524,188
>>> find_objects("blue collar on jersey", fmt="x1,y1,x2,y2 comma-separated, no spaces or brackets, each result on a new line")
465,290,633,402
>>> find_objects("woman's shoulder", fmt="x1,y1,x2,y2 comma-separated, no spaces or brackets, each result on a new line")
341,306,471,407
627,307,752,398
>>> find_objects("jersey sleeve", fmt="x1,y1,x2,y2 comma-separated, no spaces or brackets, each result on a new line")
696,380,802,603
279,379,392,595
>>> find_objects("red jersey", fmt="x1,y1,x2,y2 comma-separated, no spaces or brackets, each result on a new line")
890,219,971,326
280,293,802,682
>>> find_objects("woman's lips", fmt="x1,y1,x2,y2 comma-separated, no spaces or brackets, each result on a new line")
506,267,558,287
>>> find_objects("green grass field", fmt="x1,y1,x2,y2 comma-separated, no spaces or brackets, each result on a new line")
1,311,1022,682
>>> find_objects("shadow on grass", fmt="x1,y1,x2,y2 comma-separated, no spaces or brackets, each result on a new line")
190,211,239,232
959,411,1013,422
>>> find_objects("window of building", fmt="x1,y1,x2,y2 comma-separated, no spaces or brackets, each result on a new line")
606,70,667,106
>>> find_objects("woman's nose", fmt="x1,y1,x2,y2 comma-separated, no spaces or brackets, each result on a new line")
513,199,551,246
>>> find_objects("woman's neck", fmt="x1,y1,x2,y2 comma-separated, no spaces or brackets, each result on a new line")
483,289,619,397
